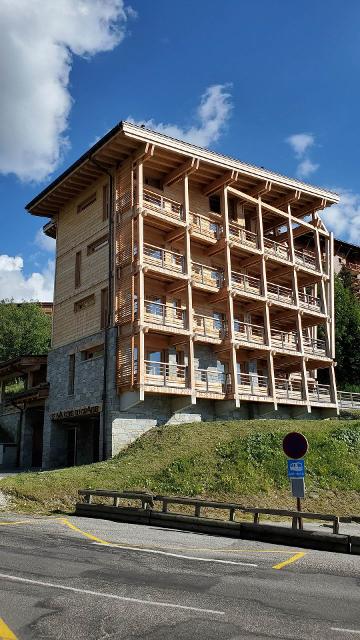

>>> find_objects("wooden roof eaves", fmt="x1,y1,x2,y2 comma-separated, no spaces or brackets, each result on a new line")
122,122,339,204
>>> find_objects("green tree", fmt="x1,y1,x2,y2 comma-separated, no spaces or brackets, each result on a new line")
334,272,360,388
0,300,51,361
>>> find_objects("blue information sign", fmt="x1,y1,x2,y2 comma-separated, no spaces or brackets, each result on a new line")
287,459,305,478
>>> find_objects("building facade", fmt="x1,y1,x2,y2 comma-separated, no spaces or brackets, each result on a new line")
26,122,339,468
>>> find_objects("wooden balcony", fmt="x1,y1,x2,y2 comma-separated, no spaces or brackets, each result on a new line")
238,373,269,397
144,361,188,390
195,369,230,395
338,390,360,408
294,248,318,271
271,328,299,352
264,237,290,262
302,335,327,357
267,281,295,306
143,244,186,278
231,271,262,297
228,223,259,252
234,320,266,346
275,378,303,401
144,300,186,331
193,314,227,341
192,262,224,290
190,213,221,244
308,382,332,403
143,189,185,224
298,291,322,313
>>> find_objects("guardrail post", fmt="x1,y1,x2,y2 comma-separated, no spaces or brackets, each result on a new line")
114,497,119,507
254,512,260,525
195,504,201,517
333,517,340,534
229,507,235,522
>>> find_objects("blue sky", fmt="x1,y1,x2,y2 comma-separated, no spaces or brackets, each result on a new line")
1,0,359,300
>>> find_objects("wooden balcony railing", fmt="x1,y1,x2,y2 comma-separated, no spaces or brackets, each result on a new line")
192,262,224,288
302,335,327,356
237,372,269,396
298,291,322,312
234,321,266,345
294,248,318,271
231,271,262,296
190,213,221,241
267,282,295,305
264,237,290,261
271,328,298,351
228,223,258,250
144,244,185,275
338,390,360,408
275,378,303,400
144,361,188,388
143,189,184,222
195,369,230,394
193,314,227,339
144,301,186,329
308,382,332,403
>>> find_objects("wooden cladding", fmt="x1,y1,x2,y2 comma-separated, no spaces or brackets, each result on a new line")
102,184,109,221
75,251,81,288
101,287,109,330
74,294,95,313
87,234,108,256
77,192,96,214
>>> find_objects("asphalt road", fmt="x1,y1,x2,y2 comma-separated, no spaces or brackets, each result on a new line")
0,514,359,639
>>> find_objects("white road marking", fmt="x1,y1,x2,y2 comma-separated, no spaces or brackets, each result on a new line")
91,542,258,567
331,629,360,635
0,572,224,616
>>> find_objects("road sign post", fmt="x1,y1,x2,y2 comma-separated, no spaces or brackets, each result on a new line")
283,432,308,530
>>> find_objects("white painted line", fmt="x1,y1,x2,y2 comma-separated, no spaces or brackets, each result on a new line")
331,629,360,635
91,542,258,567
0,572,224,616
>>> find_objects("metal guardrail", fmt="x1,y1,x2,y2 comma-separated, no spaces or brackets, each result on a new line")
77,490,340,534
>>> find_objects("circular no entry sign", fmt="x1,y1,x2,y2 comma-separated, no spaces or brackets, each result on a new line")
282,432,308,459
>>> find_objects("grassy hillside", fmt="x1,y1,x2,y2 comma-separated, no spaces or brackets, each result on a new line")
1,419,360,515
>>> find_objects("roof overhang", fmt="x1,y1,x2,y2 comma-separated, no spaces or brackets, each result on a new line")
26,121,339,219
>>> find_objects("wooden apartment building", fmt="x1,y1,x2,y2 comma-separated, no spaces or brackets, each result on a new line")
26,122,339,468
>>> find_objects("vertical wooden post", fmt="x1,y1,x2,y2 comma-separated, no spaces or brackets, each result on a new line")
136,161,145,401
257,197,276,408
222,186,239,405
183,175,196,402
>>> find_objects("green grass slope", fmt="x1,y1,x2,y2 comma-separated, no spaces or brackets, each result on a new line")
1,419,360,515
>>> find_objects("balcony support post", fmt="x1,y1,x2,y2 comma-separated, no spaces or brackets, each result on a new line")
222,186,239,405
136,160,145,400
329,232,336,359
267,351,277,410
329,362,338,408
183,174,196,403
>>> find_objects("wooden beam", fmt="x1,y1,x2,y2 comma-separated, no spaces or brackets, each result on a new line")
203,170,239,196
166,281,188,295
228,186,329,236
163,157,199,186
165,227,186,243
270,190,301,211
132,142,155,165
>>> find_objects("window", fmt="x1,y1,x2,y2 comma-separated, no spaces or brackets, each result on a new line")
87,234,108,256
80,344,104,361
68,353,75,395
144,176,162,190
102,184,109,221
146,350,163,376
77,192,96,214
75,251,81,289
213,311,224,330
209,195,221,214
100,287,109,329
74,294,95,313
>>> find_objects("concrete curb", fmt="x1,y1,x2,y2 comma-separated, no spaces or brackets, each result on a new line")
75,503,359,554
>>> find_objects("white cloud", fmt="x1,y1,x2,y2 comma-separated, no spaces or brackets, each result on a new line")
0,0,135,182
286,132,318,180
35,228,56,253
286,133,315,158
322,189,360,245
297,158,319,179
0,256,54,301
128,84,233,148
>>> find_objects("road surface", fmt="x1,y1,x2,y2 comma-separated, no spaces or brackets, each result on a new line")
0,514,359,639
